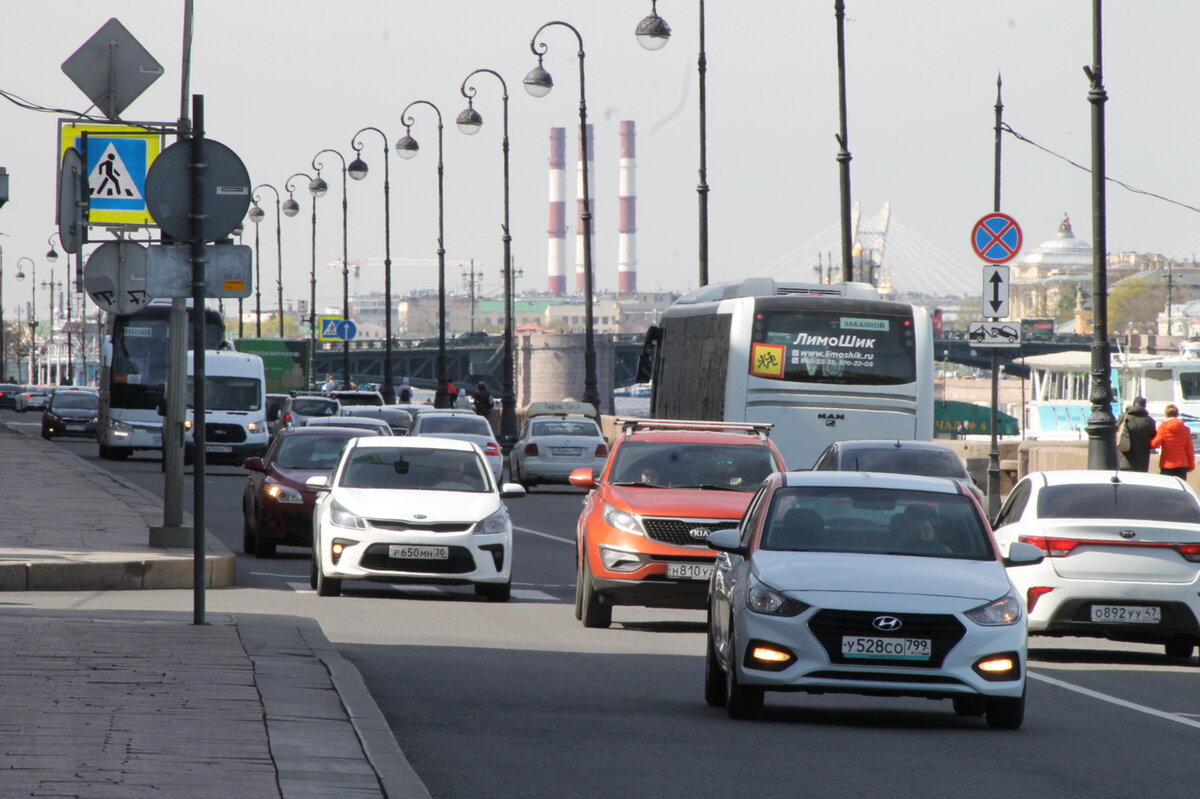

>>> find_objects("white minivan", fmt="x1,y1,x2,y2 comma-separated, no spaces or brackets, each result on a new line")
184,350,269,463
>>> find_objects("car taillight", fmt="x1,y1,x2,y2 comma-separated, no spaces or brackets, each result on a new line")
283,412,292,423
1026,587,1054,612
524,442,539,456
1177,543,1200,563
595,443,608,457
484,442,501,456
1018,535,1080,557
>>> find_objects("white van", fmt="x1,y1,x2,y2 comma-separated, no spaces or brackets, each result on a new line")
184,350,269,463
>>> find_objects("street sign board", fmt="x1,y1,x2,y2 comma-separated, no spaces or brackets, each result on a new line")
61,18,164,121
318,316,357,342
967,321,1021,348
60,121,162,227
971,212,1022,264
57,147,87,253
144,138,251,242
982,264,1010,319
146,243,252,298
83,241,151,315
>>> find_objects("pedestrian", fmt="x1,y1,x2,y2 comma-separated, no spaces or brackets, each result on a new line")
398,377,413,404
1117,396,1156,472
457,387,470,409
1150,403,1194,480
472,381,494,417
322,374,337,394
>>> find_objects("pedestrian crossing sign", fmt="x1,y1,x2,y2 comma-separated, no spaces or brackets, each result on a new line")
59,121,162,226
319,315,345,342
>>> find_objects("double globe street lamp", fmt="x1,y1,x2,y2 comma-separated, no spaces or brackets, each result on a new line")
310,150,352,388
249,183,285,338
14,256,37,383
283,172,319,385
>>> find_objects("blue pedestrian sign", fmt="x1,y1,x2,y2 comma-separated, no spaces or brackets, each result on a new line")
318,316,357,341
59,122,162,227
971,212,1022,264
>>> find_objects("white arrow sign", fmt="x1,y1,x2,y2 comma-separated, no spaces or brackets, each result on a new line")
982,265,1010,319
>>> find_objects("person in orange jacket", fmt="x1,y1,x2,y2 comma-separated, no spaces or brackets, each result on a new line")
1150,403,1195,479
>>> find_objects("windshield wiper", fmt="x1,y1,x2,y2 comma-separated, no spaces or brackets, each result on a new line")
672,483,742,491
611,481,662,488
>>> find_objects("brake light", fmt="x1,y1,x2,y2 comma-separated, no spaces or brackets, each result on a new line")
595,442,608,457
1178,544,1200,563
1019,535,1080,557
1026,587,1054,612
283,412,292,423
484,442,501,456
524,442,539,456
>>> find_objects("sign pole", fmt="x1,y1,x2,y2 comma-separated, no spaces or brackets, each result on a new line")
988,77,1003,518
190,94,207,626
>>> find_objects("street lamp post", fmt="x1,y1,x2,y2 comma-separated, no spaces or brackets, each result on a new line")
834,0,854,282
636,0,710,288
15,256,36,383
311,150,351,388
396,101,450,408
0,234,9,381
46,232,74,385
250,184,284,338
525,20,600,415
458,67,517,448
41,268,59,384
248,196,264,336
284,172,317,386
349,127,396,404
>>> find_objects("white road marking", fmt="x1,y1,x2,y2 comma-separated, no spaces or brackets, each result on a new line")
287,582,313,592
511,589,558,602
1030,671,1200,730
514,525,573,545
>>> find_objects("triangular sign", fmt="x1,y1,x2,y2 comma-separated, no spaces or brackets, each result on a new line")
88,143,142,199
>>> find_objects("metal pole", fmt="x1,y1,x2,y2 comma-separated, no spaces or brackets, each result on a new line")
697,0,709,287
350,128,395,402
0,241,6,381
275,193,283,338
189,93,208,626
987,75,1003,517
834,0,854,282
1085,0,1116,470
253,210,261,336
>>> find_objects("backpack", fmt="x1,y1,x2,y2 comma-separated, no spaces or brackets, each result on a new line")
398,385,412,403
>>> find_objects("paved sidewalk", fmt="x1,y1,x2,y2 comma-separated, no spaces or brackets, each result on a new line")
0,425,431,798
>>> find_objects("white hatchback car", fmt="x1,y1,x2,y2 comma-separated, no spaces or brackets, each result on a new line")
992,469,1200,660
706,471,1043,728
408,410,503,481
308,436,525,601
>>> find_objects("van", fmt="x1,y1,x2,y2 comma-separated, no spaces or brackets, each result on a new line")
184,350,269,463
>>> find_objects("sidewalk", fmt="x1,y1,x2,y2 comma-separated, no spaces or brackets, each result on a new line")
0,425,431,799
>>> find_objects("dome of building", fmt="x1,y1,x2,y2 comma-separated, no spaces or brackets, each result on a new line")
1019,213,1093,268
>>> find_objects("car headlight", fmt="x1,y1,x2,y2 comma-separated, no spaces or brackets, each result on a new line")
747,581,809,617
110,419,133,438
964,590,1023,626
602,503,645,535
476,507,510,536
330,498,367,530
247,421,262,432
265,484,304,504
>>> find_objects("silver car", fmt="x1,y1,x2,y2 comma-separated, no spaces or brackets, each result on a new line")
509,415,608,489
408,410,503,481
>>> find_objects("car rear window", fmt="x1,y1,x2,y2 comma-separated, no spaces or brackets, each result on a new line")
531,419,601,437
418,416,491,435
275,434,358,469
609,441,777,491
293,399,338,416
1036,484,1200,523
843,448,967,479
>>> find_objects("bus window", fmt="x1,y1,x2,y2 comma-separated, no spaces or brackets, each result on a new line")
750,309,916,385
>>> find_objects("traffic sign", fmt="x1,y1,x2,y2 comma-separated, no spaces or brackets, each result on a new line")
146,243,252,299
57,147,86,253
967,321,1021,348
83,241,151,315
337,320,358,342
318,317,358,342
971,212,1022,264
982,264,1010,319
60,121,162,226
60,18,164,121
144,138,251,242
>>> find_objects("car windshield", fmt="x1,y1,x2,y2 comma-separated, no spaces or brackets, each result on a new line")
274,434,357,470
51,392,98,411
760,486,993,559
1036,483,1200,523
186,376,262,411
339,447,489,492
609,441,776,491
531,419,601,438
842,447,967,479
418,416,491,435
293,398,338,416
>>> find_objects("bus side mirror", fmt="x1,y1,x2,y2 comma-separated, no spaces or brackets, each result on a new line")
156,399,167,417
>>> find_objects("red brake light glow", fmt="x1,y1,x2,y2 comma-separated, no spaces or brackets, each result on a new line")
1026,586,1054,612
484,442,501,456
524,442,539,456
1020,535,1200,562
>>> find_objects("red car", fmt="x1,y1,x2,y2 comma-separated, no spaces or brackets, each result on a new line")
241,426,373,557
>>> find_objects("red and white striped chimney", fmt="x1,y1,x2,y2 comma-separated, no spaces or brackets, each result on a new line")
575,123,595,293
546,127,567,296
618,120,637,295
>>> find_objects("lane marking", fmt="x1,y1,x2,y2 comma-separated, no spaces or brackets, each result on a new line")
287,581,559,601
1030,671,1200,730
511,589,558,602
514,525,573,545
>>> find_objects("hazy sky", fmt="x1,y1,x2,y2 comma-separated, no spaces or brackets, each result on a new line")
3,1,1200,317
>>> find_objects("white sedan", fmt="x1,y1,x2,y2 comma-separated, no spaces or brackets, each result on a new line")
308,436,525,601
706,471,1043,728
509,415,608,488
992,469,1200,660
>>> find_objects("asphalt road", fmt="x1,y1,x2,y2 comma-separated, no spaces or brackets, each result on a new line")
17,423,1200,799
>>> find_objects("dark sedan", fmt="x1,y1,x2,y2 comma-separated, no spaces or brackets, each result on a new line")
240,426,370,557
41,389,100,439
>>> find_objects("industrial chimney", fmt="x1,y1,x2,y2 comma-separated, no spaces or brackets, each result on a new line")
618,120,637,295
546,127,567,296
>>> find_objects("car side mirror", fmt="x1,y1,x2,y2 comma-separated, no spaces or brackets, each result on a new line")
499,482,527,499
568,467,597,490
706,528,745,555
1003,541,1045,567
242,456,265,472
267,407,280,422
305,475,331,491
156,399,167,417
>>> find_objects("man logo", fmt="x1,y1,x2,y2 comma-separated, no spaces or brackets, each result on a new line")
872,615,902,632
817,412,845,428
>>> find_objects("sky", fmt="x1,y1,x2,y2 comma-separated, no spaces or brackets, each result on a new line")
3,1,1200,320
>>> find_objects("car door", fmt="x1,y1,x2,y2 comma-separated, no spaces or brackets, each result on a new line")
711,483,770,659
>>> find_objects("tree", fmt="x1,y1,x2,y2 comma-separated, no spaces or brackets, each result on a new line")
1109,278,1167,333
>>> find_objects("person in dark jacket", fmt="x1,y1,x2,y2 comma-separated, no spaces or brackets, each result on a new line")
471,382,494,417
1117,396,1156,472
1150,403,1194,479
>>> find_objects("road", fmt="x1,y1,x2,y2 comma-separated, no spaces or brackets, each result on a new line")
11,419,1200,799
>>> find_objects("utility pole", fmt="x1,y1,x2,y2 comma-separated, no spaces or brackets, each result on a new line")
462,259,480,333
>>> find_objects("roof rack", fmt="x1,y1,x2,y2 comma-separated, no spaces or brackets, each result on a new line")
615,417,773,441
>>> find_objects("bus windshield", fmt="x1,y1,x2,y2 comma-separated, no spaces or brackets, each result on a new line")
751,308,916,385
109,309,225,410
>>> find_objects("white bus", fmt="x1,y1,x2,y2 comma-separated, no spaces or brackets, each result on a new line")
640,278,934,469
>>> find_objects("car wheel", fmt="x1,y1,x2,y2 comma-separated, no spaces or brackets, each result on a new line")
242,515,256,556
573,556,584,621
952,696,986,717
475,582,511,602
725,635,764,720
579,557,612,629
704,612,727,708
1165,638,1195,660
315,549,341,597
309,552,318,590
984,691,1025,730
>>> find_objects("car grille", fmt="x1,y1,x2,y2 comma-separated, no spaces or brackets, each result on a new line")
369,520,475,534
808,609,966,668
206,423,247,443
361,544,476,573
642,518,738,547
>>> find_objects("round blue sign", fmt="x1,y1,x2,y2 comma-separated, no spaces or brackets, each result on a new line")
971,213,1022,264
336,319,358,341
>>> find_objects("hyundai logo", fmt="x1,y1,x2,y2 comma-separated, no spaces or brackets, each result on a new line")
688,527,712,541
872,615,902,632
1118,529,1136,539
414,514,428,520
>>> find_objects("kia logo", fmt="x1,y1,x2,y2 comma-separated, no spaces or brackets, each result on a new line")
873,615,902,632
414,514,428,520
688,527,712,541
1118,529,1136,539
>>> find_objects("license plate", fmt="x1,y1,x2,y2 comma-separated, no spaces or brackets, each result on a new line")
206,444,233,453
390,545,449,560
1090,605,1161,624
551,447,583,456
666,562,714,580
66,424,84,430
842,636,932,660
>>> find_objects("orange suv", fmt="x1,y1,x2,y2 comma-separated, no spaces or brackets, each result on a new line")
569,419,785,628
